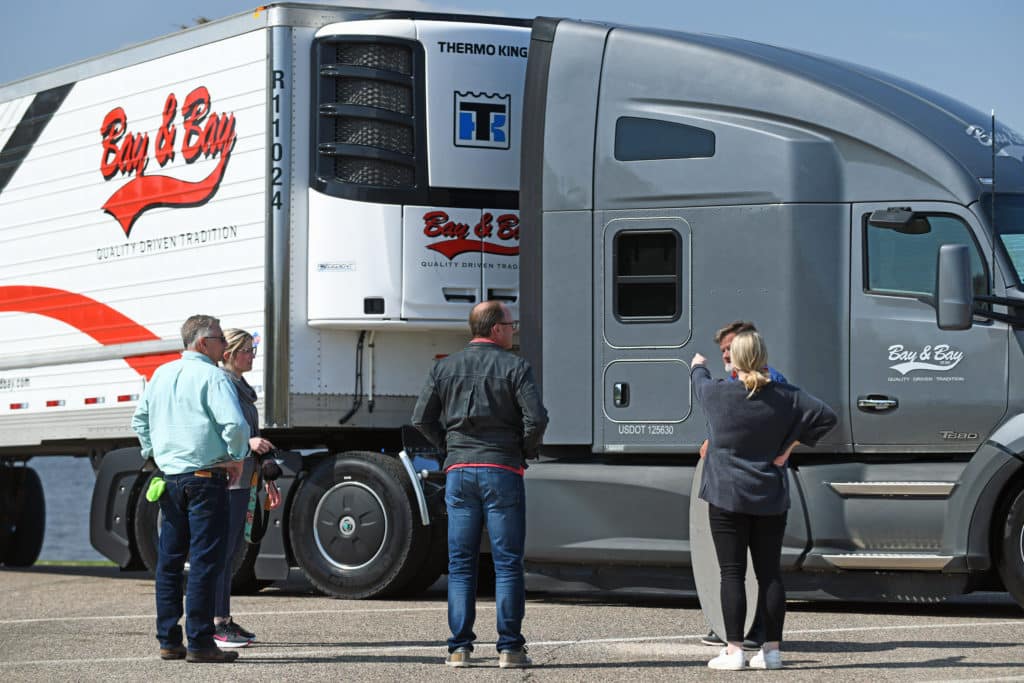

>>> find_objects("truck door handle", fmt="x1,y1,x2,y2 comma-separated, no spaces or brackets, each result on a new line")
857,395,898,412
613,382,630,407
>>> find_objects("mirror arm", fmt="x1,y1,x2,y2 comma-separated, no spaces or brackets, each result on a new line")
971,305,1024,326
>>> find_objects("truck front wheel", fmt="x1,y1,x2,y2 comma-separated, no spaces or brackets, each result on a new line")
996,484,1024,608
289,452,430,598
0,466,46,567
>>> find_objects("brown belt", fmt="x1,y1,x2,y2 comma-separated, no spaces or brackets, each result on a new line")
192,469,228,480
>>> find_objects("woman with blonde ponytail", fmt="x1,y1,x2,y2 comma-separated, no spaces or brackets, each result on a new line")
730,331,771,398
691,330,837,671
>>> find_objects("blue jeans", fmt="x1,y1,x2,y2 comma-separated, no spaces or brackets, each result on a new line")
445,467,526,653
215,488,250,617
155,472,229,651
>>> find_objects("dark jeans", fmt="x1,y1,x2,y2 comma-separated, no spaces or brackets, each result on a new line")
214,488,250,617
708,504,787,644
445,467,526,653
155,471,229,651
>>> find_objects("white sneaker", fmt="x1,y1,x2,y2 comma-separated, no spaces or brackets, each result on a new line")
707,646,746,670
749,648,783,670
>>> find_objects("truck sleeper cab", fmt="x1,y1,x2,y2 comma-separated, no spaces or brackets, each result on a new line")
519,17,1024,607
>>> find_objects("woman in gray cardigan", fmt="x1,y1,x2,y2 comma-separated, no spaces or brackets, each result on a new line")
692,331,837,671
213,328,278,648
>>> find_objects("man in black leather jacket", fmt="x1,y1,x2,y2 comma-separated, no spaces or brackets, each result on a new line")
412,300,547,669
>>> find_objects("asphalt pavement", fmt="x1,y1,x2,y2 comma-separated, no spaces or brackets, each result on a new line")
2,566,1023,681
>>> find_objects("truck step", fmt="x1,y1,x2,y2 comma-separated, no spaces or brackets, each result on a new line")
827,482,955,497
821,553,953,571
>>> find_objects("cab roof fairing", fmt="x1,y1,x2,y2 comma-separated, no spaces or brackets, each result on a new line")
593,21,1024,200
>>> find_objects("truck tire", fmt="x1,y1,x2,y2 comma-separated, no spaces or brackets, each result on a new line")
132,472,160,573
0,467,46,567
230,536,263,594
289,452,430,599
133,471,266,593
393,515,448,597
996,484,1024,608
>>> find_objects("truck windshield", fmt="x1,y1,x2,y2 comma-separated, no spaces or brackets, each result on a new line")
983,193,1024,285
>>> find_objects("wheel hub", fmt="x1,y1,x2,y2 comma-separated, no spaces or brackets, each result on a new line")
313,481,388,571
339,515,356,537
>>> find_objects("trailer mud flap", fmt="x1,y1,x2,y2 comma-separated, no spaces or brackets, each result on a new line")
89,447,144,568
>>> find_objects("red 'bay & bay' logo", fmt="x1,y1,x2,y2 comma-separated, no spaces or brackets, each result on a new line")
423,211,519,259
99,86,237,237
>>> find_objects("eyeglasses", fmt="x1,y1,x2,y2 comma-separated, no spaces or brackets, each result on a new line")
496,321,519,331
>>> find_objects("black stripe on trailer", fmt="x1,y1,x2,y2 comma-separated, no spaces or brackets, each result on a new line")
0,82,74,194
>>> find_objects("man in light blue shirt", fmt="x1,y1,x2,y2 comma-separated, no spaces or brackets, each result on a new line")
131,314,249,664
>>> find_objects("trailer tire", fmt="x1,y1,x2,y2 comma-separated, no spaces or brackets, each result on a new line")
289,452,429,599
0,467,46,567
996,484,1024,608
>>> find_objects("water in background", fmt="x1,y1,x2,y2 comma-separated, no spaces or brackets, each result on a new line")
30,456,106,562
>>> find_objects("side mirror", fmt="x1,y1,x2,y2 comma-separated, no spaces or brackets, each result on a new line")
935,244,974,330
868,207,931,235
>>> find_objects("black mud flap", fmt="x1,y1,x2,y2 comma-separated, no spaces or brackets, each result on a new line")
253,449,306,581
89,447,145,568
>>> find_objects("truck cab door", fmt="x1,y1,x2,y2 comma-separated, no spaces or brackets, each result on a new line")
849,202,1008,451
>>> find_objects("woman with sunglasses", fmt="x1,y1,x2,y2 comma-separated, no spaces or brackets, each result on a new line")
213,328,278,648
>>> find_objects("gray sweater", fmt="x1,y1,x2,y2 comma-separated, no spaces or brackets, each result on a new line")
692,365,837,515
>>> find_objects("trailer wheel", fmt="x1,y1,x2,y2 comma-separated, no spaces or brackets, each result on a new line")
289,452,430,599
996,484,1024,608
0,467,46,567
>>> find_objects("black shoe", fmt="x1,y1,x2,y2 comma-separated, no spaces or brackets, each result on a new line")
187,647,239,663
227,618,256,641
701,630,725,646
214,624,251,648
159,644,186,660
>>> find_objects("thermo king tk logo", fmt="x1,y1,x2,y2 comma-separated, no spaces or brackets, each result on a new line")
454,91,510,149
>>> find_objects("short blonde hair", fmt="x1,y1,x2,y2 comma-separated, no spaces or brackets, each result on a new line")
222,328,253,365
730,331,771,397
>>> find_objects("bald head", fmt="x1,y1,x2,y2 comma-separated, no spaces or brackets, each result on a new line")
470,300,515,349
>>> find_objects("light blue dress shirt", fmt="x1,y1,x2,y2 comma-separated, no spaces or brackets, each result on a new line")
131,351,250,475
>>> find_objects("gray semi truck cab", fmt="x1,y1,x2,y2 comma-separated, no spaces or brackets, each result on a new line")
519,17,1024,606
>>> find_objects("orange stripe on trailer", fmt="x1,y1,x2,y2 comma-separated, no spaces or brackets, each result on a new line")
0,285,179,379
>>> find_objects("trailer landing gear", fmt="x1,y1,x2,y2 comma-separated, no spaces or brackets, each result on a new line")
0,465,46,567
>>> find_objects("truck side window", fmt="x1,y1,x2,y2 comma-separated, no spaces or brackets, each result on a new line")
614,230,681,321
865,214,988,297
614,117,715,161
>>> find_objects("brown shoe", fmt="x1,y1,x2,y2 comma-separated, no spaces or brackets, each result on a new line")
186,647,239,663
159,644,187,660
